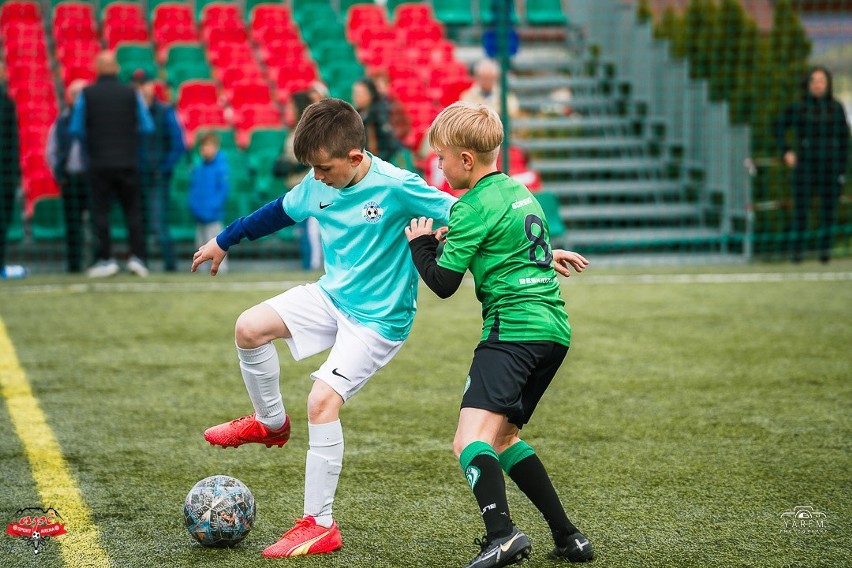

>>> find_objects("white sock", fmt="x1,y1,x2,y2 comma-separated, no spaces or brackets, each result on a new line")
237,343,286,430
304,420,344,528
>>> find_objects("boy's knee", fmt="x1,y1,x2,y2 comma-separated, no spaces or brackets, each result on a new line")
307,381,343,424
234,309,266,348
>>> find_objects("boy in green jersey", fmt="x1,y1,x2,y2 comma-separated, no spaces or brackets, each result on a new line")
405,101,593,567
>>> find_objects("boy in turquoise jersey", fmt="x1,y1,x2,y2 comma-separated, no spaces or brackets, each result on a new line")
191,98,455,558
405,101,593,567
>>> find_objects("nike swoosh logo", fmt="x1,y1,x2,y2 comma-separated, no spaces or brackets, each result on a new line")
331,368,351,382
319,202,333,209
499,532,522,553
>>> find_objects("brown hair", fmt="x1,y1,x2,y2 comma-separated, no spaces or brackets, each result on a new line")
428,101,502,163
197,130,220,147
293,98,366,163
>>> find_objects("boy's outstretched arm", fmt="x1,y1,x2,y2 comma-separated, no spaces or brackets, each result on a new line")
405,217,464,299
552,249,590,278
192,238,227,275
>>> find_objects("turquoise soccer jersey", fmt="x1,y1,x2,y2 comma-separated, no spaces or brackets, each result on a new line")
282,154,456,341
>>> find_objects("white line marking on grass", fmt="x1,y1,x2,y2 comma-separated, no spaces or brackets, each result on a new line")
0,318,111,568
0,272,850,296
577,272,852,285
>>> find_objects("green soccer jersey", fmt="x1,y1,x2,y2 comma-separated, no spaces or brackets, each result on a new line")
437,172,571,345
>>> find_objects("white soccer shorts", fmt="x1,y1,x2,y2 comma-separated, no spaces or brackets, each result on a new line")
264,283,404,400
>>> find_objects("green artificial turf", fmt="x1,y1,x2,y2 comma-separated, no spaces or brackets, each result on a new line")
0,261,849,567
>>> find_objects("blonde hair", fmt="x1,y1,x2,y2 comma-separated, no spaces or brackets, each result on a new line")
428,101,503,162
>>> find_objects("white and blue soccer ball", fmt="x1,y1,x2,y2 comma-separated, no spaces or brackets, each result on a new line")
184,475,255,547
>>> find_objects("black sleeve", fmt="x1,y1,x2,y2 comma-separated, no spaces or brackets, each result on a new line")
408,234,465,299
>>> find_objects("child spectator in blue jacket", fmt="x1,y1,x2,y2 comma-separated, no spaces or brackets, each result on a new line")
188,131,230,272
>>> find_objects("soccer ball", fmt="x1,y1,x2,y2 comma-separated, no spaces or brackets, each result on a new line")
183,475,255,547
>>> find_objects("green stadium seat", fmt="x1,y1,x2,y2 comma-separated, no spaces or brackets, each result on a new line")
432,0,473,26
247,128,286,162
199,127,238,151
7,194,23,243
524,0,567,25
165,63,212,87
31,197,65,241
533,192,566,240
116,44,158,82
339,0,374,14
165,43,207,67
479,1,520,26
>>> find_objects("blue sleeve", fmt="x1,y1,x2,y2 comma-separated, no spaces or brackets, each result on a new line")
402,172,457,225
162,108,186,172
216,196,296,250
137,94,155,134
69,93,86,142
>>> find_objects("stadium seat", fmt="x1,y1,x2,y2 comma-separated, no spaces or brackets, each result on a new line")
165,43,207,67
148,0,188,22
346,3,388,40
115,44,157,82
230,82,272,108
53,3,96,30
0,2,42,27
30,197,66,241
533,192,565,238
478,1,520,25
524,0,568,25
431,0,473,26
177,80,218,110
393,3,434,27
196,0,234,20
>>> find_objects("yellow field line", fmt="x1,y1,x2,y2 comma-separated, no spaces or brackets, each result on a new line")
0,318,111,567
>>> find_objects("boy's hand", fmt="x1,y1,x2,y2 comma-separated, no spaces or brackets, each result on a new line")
191,237,227,276
405,217,447,242
553,249,589,277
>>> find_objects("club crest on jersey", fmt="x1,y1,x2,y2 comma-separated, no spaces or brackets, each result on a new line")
362,201,384,223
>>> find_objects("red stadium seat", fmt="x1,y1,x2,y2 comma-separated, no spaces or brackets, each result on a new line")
102,3,145,26
346,4,388,42
177,80,218,109
399,22,444,46
54,3,96,30
394,3,434,27
250,4,291,29
153,3,194,26
0,1,42,27
229,81,272,108
104,27,149,49
203,26,247,47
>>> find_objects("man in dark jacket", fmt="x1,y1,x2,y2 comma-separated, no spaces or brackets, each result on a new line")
47,79,91,273
134,69,185,272
0,61,26,280
70,51,154,277
775,66,850,263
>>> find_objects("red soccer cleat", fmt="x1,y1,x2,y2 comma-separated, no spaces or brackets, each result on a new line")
204,414,290,448
262,516,343,558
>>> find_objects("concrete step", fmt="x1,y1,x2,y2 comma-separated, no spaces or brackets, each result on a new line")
518,95,621,114
512,115,632,132
531,157,666,174
544,179,683,197
559,203,701,222
563,227,724,247
509,75,603,93
516,136,645,153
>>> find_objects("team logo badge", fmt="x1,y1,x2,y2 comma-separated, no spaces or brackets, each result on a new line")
362,201,384,223
465,466,481,490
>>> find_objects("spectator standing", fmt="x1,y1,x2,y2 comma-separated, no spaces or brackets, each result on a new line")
0,61,25,280
273,90,321,270
460,58,520,120
70,51,154,278
47,79,91,273
188,131,229,274
352,78,404,165
775,66,850,264
134,69,186,273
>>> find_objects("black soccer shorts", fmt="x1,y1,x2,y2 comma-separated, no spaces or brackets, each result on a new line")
461,340,569,428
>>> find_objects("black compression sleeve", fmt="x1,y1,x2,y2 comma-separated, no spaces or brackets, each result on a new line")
408,234,465,299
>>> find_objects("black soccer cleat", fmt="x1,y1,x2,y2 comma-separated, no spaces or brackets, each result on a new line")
550,531,594,562
464,526,532,568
